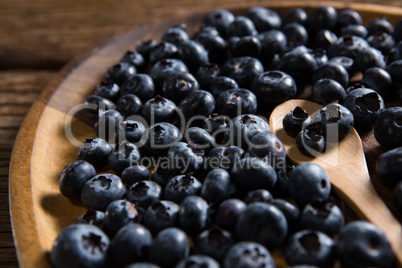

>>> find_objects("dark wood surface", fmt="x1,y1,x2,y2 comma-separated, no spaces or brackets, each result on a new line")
2,1,402,267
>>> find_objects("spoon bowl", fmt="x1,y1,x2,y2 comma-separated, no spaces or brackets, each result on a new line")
269,99,402,265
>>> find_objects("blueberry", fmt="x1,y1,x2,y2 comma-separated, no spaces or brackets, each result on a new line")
116,94,142,117
141,122,182,157
121,164,150,187
300,200,345,236
285,230,336,267
164,173,202,204
236,202,287,248
228,35,261,58
208,76,239,98
340,24,368,38
387,59,402,89
393,180,402,212
283,22,308,48
257,30,287,63
195,63,220,89
283,8,308,26
336,9,363,29
355,46,386,73
162,72,199,104
362,67,394,99
250,70,297,104
227,16,258,38
81,174,127,211
95,81,120,102
107,141,141,174
244,189,273,204
76,209,105,229
118,120,146,144
342,88,384,130
111,223,152,266
136,39,158,61
223,241,275,268
270,199,300,232
195,226,234,262
162,24,189,45
141,95,177,124
310,48,328,67
177,40,209,73
202,113,231,143
374,107,402,150
77,138,113,171
377,147,402,185
368,32,396,56
312,62,349,88
288,163,331,206
150,58,188,91
120,50,146,72
296,122,325,158
105,62,136,86
84,95,116,123
59,160,96,199
126,180,162,209
328,56,355,76
168,142,204,173
278,50,318,88
216,88,257,118
179,196,209,236
226,114,270,150
201,9,235,38
220,56,264,88
368,18,394,35
120,74,155,102
273,163,295,197
283,106,312,138
337,221,394,268
179,90,216,120
143,200,180,235
201,168,231,204
149,227,190,268
194,33,227,64
176,255,220,268
50,224,110,268
311,103,354,141
151,166,180,188
215,198,246,231
248,132,287,170
104,199,139,235
311,78,346,105
327,35,369,59
185,127,216,150
307,5,337,35
246,7,281,32
149,42,178,65
94,109,123,143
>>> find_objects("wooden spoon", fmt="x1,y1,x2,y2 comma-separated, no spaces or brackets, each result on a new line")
269,99,402,265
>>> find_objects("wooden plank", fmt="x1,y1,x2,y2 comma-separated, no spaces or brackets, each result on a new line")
0,0,401,69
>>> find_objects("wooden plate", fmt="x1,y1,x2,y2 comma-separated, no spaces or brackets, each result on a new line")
9,2,402,268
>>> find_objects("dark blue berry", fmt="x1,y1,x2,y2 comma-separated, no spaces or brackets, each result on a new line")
121,164,150,187
220,56,264,88
167,142,204,172
94,109,123,143
201,168,231,204
185,127,216,150
283,22,308,48
105,62,136,86
328,56,355,76
228,35,261,58
327,35,369,59
337,221,394,268
84,95,116,122
308,5,337,35
120,74,155,102
288,163,331,206
59,160,96,199
126,180,162,209
116,94,142,117
283,8,308,26
136,39,158,61
368,32,396,56
164,174,202,204
271,199,300,232
141,122,182,157
208,76,239,97
285,230,336,267
149,42,178,65
162,24,189,45
179,195,209,236
111,223,152,266
368,18,394,35
118,120,146,144
227,16,258,38
374,107,402,150
235,202,287,248
107,141,140,174
362,67,394,99
312,62,349,88
149,227,190,268
258,30,287,63
179,89,216,119
201,9,235,38
340,24,368,38
248,132,287,170
95,81,120,102
104,199,138,235
195,63,220,89
223,241,275,268
120,50,146,72
162,71,199,104
247,7,281,32
377,147,402,185
50,224,110,268
311,78,346,105
176,255,219,268
283,106,311,138
244,189,273,204
143,200,180,235
150,58,188,91
77,138,113,171
296,122,325,158
81,174,127,211
195,226,234,262
216,88,257,118
355,46,386,73
141,95,177,124
76,209,105,229
177,40,209,73
215,198,246,232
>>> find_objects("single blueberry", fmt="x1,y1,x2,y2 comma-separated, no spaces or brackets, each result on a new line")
59,160,96,199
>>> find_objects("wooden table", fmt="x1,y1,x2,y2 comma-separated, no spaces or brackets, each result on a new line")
1,0,401,267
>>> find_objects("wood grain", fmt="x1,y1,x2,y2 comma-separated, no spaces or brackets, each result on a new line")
3,1,402,268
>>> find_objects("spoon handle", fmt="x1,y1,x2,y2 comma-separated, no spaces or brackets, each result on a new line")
331,166,402,265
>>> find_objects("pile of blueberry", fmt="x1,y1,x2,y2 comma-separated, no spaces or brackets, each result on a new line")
52,5,402,268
